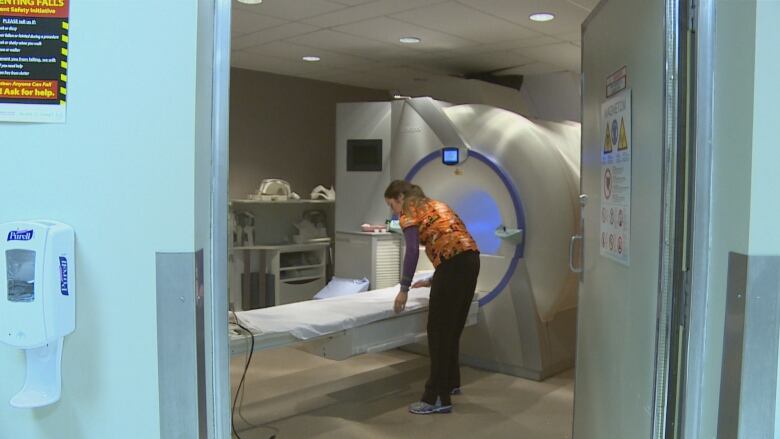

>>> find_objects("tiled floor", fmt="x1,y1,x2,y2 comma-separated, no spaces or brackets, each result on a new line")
232,347,574,439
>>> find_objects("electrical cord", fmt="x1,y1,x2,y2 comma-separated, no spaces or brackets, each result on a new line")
231,311,278,439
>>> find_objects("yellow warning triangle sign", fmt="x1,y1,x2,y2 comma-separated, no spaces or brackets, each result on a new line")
604,125,613,153
618,117,629,150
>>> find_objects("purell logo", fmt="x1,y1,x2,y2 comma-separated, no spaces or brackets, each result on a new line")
7,230,33,241
59,256,69,296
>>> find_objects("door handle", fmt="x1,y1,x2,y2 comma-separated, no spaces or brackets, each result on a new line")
569,235,583,273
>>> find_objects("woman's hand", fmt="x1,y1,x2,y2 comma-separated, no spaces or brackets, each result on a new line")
394,291,408,313
411,278,432,289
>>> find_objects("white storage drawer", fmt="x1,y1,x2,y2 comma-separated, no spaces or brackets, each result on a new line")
278,277,326,305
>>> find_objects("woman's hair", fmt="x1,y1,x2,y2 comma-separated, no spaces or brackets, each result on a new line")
384,180,427,214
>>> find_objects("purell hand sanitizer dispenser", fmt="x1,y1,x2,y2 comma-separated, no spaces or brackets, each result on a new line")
0,221,75,408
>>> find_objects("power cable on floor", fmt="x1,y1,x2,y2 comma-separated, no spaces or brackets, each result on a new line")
231,311,278,439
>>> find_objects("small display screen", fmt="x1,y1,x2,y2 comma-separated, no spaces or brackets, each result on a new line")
6,249,35,303
442,148,459,165
347,139,383,172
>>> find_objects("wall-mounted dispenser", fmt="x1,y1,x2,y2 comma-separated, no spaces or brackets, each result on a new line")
0,220,75,408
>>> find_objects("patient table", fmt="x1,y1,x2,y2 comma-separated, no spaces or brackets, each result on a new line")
229,286,479,360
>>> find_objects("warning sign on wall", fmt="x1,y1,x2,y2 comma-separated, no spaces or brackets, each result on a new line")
600,89,631,266
0,0,69,123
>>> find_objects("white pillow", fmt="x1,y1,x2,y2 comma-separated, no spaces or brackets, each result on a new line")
412,270,435,284
313,277,370,300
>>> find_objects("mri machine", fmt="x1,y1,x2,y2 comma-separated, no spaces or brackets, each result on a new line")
231,97,580,381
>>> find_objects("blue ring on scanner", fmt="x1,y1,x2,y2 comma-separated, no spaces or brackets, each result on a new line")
404,149,526,307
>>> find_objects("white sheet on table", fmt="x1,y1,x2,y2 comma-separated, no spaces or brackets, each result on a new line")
234,285,430,340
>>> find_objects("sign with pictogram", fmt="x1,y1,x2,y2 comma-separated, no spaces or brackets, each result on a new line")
618,117,629,151
0,0,69,123
600,89,631,265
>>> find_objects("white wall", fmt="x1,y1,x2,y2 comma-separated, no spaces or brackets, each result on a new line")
0,1,208,437
229,68,387,200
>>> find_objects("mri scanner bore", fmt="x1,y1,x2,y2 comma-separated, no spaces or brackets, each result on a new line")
336,97,580,380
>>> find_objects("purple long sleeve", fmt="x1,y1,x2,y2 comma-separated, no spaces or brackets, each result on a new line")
401,226,420,292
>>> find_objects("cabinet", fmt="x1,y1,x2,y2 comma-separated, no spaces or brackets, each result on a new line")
228,199,334,310
334,232,401,289
232,243,329,309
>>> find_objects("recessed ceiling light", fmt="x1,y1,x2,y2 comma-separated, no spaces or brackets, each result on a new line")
529,12,555,22
237,0,262,4
302,56,321,62
399,36,422,44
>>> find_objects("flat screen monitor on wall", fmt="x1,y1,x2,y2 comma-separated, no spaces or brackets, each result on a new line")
347,139,382,172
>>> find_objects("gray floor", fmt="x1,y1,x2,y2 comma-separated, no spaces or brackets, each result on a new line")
232,347,574,439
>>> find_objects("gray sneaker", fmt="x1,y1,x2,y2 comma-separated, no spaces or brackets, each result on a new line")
450,387,462,395
409,397,452,414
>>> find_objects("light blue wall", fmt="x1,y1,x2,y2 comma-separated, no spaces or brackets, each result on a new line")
749,1,780,255
0,1,204,438
750,2,780,436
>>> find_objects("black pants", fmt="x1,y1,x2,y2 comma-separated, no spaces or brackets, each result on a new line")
422,250,480,405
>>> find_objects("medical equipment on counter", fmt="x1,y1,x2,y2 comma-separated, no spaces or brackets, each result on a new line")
386,219,401,233
360,224,387,233
310,185,335,201
292,209,329,244
251,179,292,201
234,211,256,246
0,220,75,408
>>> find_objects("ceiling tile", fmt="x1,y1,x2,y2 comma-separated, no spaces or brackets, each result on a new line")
233,0,347,21
287,29,412,62
458,0,590,36
390,1,537,44
334,16,479,51
244,41,378,68
516,42,581,71
231,11,287,36
231,51,306,75
231,0,587,89
424,35,557,60
557,32,581,45
428,50,533,74
495,62,567,76
233,23,320,50
325,0,378,6
302,0,451,27
567,0,599,11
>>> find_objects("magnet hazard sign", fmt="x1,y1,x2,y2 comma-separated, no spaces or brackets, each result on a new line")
600,89,631,266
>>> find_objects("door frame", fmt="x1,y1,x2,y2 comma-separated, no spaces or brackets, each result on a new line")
205,1,716,438
209,0,232,437
680,0,716,438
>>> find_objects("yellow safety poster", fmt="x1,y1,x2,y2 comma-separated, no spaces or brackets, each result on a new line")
600,89,631,265
0,0,69,123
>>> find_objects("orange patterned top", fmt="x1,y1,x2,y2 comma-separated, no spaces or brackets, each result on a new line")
399,199,479,267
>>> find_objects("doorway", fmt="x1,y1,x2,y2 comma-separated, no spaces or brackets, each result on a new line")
204,1,698,438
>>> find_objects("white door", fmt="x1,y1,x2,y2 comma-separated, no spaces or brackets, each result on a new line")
574,0,676,437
